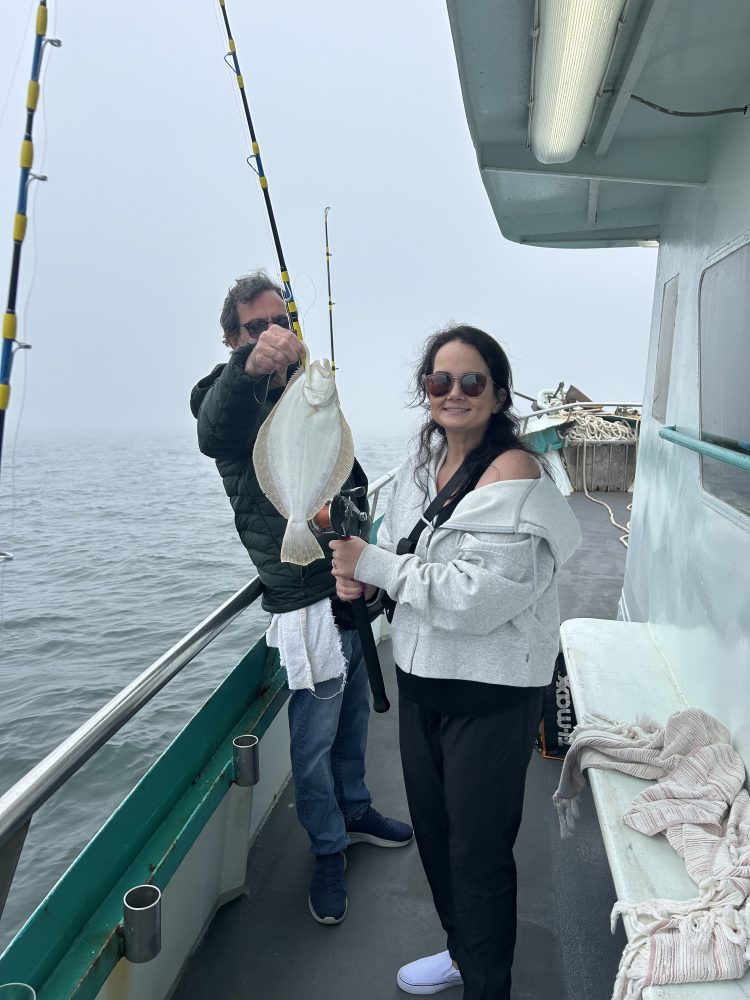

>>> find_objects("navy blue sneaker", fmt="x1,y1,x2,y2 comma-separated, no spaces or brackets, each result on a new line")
346,805,413,847
308,851,347,924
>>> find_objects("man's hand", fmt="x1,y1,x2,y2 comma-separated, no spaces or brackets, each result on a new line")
244,324,307,379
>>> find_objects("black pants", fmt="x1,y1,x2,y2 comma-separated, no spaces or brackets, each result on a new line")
398,689,544,1000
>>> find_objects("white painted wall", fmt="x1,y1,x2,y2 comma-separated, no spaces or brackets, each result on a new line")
623,110,750,769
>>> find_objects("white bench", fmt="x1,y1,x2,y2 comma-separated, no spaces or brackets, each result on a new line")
560,618,750,999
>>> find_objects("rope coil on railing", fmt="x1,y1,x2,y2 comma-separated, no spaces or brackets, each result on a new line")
562,411,638,548
564,411,637,446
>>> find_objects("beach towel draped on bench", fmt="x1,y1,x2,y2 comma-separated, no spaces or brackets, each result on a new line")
553,708,750,1000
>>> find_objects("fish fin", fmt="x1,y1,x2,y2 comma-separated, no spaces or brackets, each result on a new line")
280,520,325,565
308,414,356,513
252,410,290,517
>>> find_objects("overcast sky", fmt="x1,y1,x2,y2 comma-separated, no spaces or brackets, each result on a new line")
0,0,657,448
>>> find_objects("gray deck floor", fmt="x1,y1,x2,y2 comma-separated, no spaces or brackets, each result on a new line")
174,492,631,1000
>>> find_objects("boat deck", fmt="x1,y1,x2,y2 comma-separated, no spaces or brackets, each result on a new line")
174,492,632,1000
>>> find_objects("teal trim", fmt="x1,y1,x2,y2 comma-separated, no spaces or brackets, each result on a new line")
522,428,564,453
660,425,750,473
0,637,288,999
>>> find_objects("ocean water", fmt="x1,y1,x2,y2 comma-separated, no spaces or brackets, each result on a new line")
0,429,409,950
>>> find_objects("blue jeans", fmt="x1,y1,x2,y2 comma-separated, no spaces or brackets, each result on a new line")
287,628,372,855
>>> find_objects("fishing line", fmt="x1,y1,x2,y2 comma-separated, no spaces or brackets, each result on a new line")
0,0,37,137
294,273,317,325
310,668,347,702
252,372,274,405
324,207,336,374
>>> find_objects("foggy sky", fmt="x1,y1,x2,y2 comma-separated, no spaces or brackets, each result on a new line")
0,0,657,449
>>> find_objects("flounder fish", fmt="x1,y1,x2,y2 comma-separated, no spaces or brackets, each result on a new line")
253,348,354,565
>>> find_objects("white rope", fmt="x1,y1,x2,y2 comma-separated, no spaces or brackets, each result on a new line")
566,412,638,547
565,411,637,445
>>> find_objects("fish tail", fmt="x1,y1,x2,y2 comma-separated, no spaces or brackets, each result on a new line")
281,520,325,566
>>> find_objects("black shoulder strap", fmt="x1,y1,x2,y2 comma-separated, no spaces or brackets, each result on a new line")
396,461,474,555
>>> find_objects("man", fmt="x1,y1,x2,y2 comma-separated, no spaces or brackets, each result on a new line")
190,270,412,925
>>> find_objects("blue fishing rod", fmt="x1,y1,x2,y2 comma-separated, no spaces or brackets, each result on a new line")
0,1,58,485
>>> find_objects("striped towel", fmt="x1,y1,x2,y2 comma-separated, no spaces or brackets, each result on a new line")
553,708,750,999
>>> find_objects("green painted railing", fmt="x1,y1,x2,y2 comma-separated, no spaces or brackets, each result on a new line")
660,425,750,472
0,637,288,1000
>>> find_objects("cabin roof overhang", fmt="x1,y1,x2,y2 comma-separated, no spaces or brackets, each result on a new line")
446,0,750,248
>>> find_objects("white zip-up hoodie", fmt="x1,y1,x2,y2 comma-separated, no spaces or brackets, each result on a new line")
355,454,582,688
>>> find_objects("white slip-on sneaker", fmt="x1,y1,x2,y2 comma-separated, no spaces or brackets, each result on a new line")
397,950,463,995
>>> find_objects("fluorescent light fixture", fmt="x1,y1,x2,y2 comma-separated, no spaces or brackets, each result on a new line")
530,0,625,164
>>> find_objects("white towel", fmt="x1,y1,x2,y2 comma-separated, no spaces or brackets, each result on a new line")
553,708,750,999
266,599,346,691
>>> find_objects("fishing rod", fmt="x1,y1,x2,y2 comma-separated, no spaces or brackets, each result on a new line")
323,207,336,374
216,4,388,710
322,213,388,711
216,0,302,343
0,1,58,488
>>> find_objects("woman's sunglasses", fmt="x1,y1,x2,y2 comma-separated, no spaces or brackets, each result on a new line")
423,371,494,398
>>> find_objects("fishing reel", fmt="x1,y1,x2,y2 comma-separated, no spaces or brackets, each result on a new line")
310,486,371,541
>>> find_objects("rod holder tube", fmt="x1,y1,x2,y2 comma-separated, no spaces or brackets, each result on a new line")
0,986,36,999
232,734,259,787
123,884,161,963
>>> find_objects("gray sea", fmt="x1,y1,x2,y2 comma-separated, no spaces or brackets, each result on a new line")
0,429,409,951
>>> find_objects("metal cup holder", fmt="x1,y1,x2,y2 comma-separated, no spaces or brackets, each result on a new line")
0,986,36,1000
123,884,162,963
232,734,260,787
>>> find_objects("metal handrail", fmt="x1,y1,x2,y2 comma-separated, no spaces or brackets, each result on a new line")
366,468,398,522
519,401,642,435
660,425,750,472
0,578,263,850
0,469,399,900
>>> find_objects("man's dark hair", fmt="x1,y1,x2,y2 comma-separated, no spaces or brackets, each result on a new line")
220,270,284,345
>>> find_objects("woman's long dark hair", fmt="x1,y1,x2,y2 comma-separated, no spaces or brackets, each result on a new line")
410,324,545,498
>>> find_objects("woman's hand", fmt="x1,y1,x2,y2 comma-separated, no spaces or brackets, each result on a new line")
329,536,368,580
336,577,365,602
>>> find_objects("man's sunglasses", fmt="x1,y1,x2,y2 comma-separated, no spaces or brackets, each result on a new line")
240,314,290,337
423,372,494,398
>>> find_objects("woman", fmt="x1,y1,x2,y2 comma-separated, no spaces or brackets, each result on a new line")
330,325,580,1000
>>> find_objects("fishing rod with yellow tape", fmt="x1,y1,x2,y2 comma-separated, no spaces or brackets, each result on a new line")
0,1,59,487
216,0,302,344
214,8,389,710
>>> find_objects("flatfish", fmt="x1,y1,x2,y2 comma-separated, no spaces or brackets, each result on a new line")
253,351,354,565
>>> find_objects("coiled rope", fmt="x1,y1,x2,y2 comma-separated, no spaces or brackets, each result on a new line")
564,412,638,547
565,411,637,446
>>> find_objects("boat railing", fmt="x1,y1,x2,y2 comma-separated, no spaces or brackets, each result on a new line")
0,468,399,922
660,425,750,472
518,401,642,437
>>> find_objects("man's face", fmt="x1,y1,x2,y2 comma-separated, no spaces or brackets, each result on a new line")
230,290,288,349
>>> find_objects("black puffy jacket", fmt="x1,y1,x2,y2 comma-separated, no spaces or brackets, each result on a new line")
190,344,369,624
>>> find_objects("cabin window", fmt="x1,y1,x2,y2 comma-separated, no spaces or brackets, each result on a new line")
699,244,750,517
652,275,678,423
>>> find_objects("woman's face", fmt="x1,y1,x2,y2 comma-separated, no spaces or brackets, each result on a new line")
428,340,507,439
